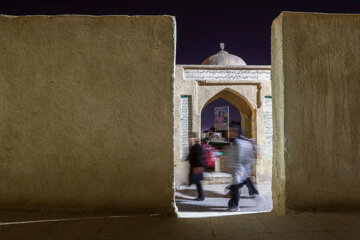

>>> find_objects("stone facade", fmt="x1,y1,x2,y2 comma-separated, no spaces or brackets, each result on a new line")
174,65,272,186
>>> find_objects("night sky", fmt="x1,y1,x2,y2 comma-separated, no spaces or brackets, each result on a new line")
1,1,360,65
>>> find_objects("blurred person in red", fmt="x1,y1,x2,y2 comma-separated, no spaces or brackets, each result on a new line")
186,132,205,201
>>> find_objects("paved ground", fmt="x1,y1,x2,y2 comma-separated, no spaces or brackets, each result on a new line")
0,210,359,239
0,184,358,240
175,183,273,217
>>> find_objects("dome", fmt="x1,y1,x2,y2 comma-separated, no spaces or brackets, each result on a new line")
201,43,246,66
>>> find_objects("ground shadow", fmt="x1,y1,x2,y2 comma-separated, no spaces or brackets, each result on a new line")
176,189,255,199
176,189,228,198
175,202,254,212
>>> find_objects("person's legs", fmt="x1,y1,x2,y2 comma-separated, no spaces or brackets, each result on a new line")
245,177,259,196
233,184,240,206
228,186,235,208
228,183,243,211
195,179,205,200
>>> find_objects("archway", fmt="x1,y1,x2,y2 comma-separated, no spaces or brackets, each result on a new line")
175,87,273,217
201,98,242,141
200,97,242,172
201,88,256,139
199,88,257,175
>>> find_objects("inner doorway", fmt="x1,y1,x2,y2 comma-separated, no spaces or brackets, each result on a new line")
175,87,273,217
200,97,242,173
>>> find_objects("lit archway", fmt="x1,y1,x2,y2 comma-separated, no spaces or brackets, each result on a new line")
201,88,256,139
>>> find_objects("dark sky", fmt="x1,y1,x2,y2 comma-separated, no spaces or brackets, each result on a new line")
1,1,360,64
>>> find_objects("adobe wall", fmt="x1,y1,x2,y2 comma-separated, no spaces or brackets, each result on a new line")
0,15,176,214
271,12,360,213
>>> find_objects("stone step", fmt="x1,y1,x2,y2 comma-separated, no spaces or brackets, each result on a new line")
203,172,232,185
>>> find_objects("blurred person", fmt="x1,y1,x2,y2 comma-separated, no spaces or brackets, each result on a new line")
224,127,245,211
186,132,205,201
224,127,257,211
243,138,259,198
201,142,217,169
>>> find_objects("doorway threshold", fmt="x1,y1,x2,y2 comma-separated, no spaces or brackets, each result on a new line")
175,183,272,218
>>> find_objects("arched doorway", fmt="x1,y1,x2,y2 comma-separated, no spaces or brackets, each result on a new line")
175,87,273,217
201,98,242,142
201,97,242,172
200,88,256,140
174,62,273,217
199,89,256,175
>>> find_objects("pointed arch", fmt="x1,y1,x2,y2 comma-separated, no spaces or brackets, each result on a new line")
200,88,256,138
201,88,255,119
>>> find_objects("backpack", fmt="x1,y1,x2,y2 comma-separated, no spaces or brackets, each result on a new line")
201,143,218,168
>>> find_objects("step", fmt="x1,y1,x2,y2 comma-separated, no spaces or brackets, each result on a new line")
203,172,232,185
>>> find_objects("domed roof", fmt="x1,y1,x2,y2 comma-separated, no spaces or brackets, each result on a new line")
201,43,246,66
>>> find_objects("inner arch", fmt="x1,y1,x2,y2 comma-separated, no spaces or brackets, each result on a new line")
201,97,242,135
202,88,254,119
201,88,255,138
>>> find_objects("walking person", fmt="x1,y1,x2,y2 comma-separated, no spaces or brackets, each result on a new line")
224,127,246,211
186,132,205,201
242,137,259,197
225,127,257,211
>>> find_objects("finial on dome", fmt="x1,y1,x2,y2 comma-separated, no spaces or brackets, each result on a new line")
220,42,225,51
201,42,247,65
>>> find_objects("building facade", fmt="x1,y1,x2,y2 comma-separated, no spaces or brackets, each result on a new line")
174,44,273,185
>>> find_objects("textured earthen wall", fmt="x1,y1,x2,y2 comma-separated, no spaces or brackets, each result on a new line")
0,15,175,214
271,12,360,213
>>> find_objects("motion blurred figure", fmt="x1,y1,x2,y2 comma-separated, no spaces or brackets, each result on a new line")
224,127,258,211
186,132,205,201
243,138,259,197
